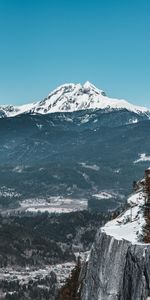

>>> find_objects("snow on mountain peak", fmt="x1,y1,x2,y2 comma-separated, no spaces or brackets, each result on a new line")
83,81,106,95
32,81,149,115
47,81,105,98
0,82,149,117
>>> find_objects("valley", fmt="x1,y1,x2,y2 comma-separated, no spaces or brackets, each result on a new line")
0,82,150,299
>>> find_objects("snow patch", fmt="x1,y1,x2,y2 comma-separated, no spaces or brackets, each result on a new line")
126,118,138,125
80,162,100,171
134,153,150,164
92,192,114,200
102,191,146,244
21,197,87,214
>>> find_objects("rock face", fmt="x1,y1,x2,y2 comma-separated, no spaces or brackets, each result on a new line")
81,230,150,300
81,183,150,300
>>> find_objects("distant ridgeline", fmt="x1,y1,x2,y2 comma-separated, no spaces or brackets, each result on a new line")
0,82,150,213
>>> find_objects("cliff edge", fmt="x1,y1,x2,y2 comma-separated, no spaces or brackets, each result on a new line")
81,170,150,300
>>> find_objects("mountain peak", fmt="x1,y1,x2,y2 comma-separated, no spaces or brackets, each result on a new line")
83,81,96,89
0,82,149,117
47,81,105,96
83,81,106,96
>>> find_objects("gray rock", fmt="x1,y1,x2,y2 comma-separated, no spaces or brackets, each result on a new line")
81,230,150,300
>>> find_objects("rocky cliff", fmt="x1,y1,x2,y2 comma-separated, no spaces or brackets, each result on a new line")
81,177,150,300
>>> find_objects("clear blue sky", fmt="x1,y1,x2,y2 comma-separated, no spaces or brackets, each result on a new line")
0,0,150,107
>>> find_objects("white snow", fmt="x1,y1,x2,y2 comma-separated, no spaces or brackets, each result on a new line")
0,262,75,288
0,82,150,117
27,207,79,214
92,192,114,200
114,169,120,174
134,153,150,164
13,165,25,173
127,192,146,206
0,186,21,198
80,162,100,171
102,191,146,244
21,197,87,214
126,118,138,125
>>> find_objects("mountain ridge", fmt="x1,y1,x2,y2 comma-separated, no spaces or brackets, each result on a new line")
0,81,150,118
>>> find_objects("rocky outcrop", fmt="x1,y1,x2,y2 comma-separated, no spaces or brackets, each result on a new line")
81,230,150,300
80,179,150,300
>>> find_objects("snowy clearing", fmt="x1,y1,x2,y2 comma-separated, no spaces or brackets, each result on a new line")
21,197,87,214
102,191,146,244
92,192,114,200
0,262,75,288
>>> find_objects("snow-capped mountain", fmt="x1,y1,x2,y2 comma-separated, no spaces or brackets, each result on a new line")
0,81,150,118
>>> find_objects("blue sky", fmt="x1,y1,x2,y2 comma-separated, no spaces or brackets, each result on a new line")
0,0,150,106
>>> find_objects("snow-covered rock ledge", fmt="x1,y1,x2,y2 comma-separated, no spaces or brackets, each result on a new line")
81,187,150,300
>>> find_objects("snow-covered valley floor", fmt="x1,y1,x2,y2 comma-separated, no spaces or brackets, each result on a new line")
20,196,87,214
0,262,75,287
